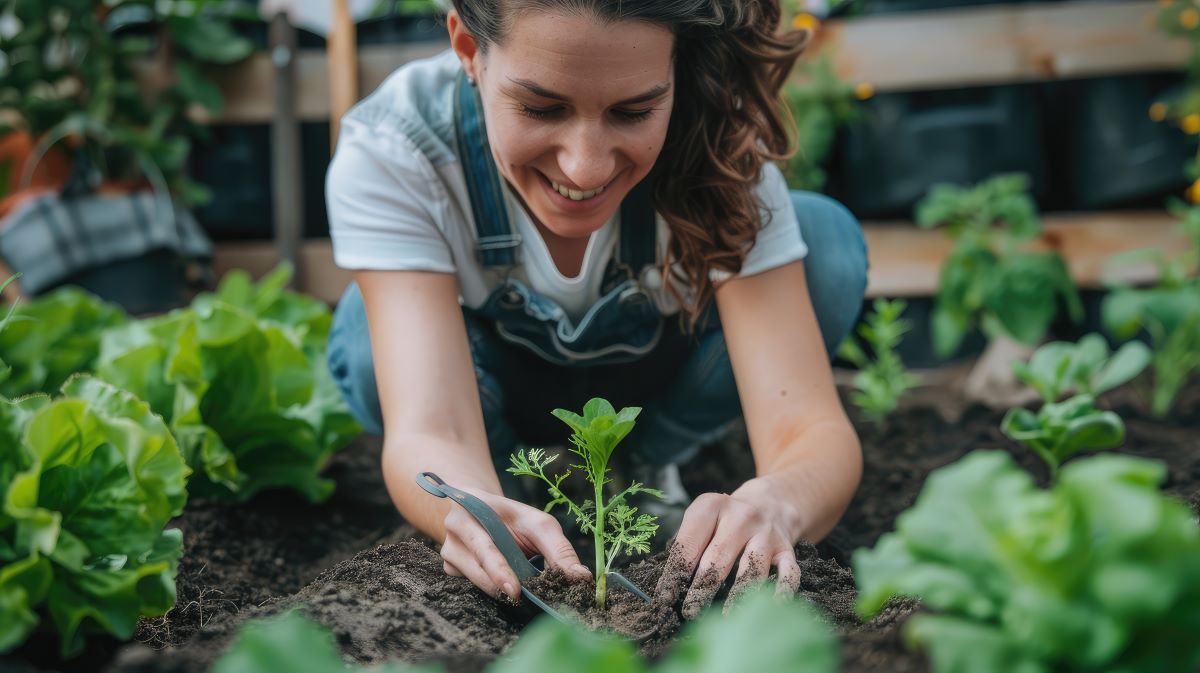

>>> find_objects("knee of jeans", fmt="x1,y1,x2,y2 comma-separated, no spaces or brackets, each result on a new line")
328,283,384,434
790,192,869,353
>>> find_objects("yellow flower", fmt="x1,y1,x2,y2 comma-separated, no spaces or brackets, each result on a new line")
792,13,820,31
1187,179,1200,203
1182,7,1200,28
1149,102,1168,121
854,82,875,100
1183,114,1200,134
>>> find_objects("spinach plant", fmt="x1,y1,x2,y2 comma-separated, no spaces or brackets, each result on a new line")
837,298,920,429
855,450,1200,673
1001,334,1150,477
916,174,1083,357
508,398,663,608
1102,201,1200,418
214,587,839,673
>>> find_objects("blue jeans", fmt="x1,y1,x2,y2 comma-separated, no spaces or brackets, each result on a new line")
328,191,869,466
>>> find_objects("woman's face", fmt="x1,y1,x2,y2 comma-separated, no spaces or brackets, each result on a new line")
450,10,675,241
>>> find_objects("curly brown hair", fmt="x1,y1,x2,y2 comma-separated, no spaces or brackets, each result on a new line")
449,0,810,328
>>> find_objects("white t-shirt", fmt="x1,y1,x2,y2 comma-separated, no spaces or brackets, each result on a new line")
327,49,808,322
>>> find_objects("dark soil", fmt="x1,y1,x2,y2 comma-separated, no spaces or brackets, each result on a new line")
4,381,1197,673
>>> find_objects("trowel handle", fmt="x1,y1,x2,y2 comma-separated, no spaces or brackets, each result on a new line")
416,472,539,580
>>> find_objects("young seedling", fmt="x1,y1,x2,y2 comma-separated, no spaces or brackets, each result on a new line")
837,298,920,429
1002,334,1149,478
1010,333,1151,404
915,174,1083,357
508,398,663,608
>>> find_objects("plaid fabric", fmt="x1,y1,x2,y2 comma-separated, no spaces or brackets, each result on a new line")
0,189,212,295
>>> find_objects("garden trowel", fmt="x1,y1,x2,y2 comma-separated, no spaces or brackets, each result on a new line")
415,472,654,635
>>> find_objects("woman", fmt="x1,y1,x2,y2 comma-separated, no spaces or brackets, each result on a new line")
326,0,867,618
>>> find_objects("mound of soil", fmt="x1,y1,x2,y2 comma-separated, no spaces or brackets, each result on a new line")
4,381,1197,673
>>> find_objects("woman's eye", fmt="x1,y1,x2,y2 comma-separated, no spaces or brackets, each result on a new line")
519,105,561,121
615,108,655,123
517,105,656,123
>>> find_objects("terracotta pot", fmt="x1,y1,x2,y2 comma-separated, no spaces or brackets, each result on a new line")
0,131,73,220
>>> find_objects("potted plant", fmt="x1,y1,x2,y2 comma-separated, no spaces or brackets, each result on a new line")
0,0,255,314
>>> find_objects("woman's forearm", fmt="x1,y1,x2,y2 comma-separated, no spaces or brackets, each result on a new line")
732,417,863,543
381,430,503,543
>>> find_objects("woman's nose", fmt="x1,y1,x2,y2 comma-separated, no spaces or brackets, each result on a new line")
556,123,617,191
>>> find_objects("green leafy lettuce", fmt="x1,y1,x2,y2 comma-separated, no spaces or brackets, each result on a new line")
0,287,127,398
0,376,189,657
95,286,356,502
854,450,1200,673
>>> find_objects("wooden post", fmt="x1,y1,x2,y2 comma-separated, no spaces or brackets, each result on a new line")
269,12,303,284
328,0,359,151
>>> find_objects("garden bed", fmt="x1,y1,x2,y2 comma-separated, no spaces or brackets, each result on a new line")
4,382,1197,673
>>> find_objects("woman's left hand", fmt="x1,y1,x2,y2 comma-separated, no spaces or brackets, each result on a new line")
653,478,804,618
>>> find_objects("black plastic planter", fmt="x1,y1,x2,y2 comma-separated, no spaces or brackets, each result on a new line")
827,84,1047,220
1043,73,1195,211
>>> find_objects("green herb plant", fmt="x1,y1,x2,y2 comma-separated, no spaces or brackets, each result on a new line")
916,174,1083,358
1102,201,1200,418
508,398,663,608
1001,334,1150,477
854,450,1200,673
837,298,920,429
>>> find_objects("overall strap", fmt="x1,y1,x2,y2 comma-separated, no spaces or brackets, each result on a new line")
618,178,657,275
454,71,521,268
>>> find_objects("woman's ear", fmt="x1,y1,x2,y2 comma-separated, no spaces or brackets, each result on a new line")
447,10,481,84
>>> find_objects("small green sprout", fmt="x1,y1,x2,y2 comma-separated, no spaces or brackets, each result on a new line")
1001,334,1149,478
837,298,920,429
508,398,663,608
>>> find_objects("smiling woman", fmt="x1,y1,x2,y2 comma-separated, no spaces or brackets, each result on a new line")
325,0,869,620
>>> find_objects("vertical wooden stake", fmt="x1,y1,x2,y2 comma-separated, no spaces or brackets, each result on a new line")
328,0,359,151
270,11,302,285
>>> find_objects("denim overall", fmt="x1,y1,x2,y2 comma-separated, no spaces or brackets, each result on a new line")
328,71,870,468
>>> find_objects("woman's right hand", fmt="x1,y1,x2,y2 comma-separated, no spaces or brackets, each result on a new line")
440,487,592,602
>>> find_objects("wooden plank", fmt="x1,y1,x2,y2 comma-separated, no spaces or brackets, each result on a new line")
863,211,1189,298
208,41,448,124
212,239,353,305
210,212,1190,305
807,0,1186,91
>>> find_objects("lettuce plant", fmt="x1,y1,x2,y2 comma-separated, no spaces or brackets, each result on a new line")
0,376,189,657
214,587,838,673
95,285,358,502
837,298,920,428
0,287,127,398
854,450,1200,673
916,174,1083,357
508,398,663,608
1001,334,1150,477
